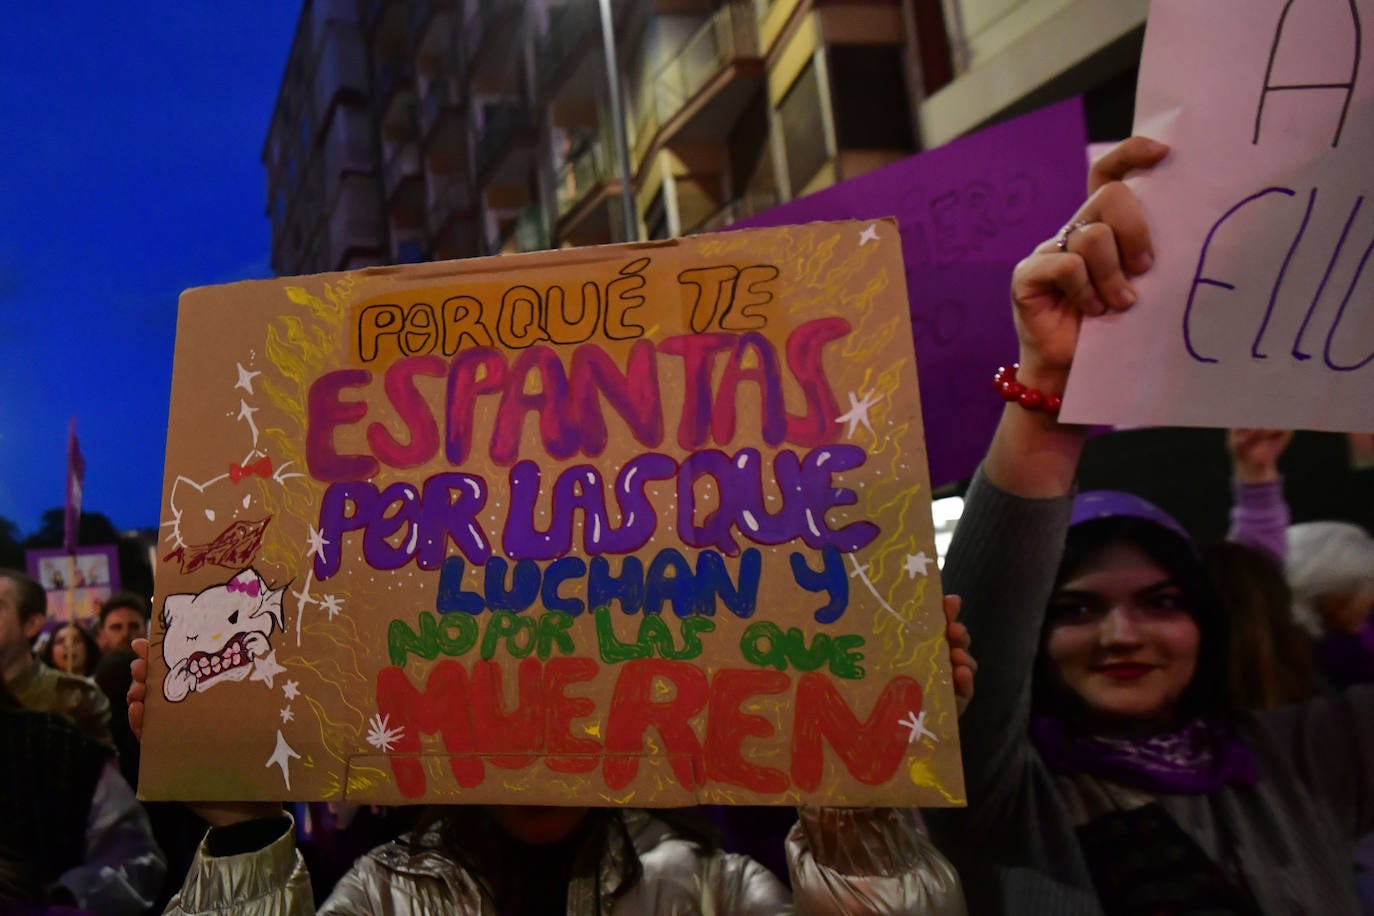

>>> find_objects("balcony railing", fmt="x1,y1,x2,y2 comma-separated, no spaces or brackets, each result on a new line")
555,136,618,219
463,0,524,70
365,0,392,30
395,239,428,264
632,2,759,164
421,79,460,135
511,202,551,251
475,103,532,179
409,0,437,36
534,2,597,95
684,192,778,235
375,60,405,110
384,143,421,196
428,178,475,235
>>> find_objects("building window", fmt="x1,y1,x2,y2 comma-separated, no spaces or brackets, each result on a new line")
644,189,668,240
396,239,427,263
828,44,915,152
778,60,827,198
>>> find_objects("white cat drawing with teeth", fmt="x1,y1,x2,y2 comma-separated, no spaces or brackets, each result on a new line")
161,568,285,702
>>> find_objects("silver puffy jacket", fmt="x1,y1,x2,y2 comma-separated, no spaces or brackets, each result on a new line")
165,807,965,915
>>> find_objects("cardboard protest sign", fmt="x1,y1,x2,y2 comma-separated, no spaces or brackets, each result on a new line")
140,221,964,808
735,98,1088,488
1062,0,1374,430
27,545,119,624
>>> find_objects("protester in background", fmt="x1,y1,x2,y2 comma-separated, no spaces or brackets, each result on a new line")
39,622,101,677
1203,543,1319,708
1205,541,1319,709
1204,428,1320,709
1,569,112,747
1224,429,1293,561
924,137,1374,915
94,647,211,912
0,671,165,912
94,649,141,787
96,592,150,656
1287,520,1374,689
126,599,977,915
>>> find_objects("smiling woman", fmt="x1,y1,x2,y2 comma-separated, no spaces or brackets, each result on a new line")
1045,537,1203,725
1039,500,1230,731
924,137,1374,916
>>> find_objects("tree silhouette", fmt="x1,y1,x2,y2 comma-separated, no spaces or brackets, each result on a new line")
0,515,23,569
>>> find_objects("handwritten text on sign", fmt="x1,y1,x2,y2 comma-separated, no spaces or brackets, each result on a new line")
142,222,963,807
1062,0,1374,431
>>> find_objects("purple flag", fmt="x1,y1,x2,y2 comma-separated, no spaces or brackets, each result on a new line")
733,98,1088,488
64,418,85,553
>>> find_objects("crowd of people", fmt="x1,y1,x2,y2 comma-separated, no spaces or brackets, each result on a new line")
3,136,1374,914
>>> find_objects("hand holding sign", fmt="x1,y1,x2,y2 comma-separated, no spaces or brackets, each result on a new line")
1011,139,1169,389
984,139,1170,500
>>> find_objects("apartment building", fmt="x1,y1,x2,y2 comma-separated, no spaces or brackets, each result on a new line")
920,0,1148,146
263,0,1139,274
264,0,384,276
265,0,954,271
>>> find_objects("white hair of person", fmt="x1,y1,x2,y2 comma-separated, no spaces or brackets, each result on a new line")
1286,521,1374,635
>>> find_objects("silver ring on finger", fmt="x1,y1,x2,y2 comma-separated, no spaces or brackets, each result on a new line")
1055,218,1096,252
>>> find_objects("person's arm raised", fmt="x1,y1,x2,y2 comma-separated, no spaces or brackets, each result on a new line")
926,139,1167,851
985,136,1167,497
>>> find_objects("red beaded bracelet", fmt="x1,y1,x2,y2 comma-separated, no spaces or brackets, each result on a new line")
993,363,1063,415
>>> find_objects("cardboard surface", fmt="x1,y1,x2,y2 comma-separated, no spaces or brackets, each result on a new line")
141,221,963,807
1062,0,1374,430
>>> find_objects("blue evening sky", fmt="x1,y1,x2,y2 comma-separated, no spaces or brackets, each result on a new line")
0,4,300,535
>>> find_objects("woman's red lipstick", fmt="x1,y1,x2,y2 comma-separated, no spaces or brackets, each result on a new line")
1094,663,1155,680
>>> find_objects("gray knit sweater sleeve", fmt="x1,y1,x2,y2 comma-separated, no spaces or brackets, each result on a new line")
922,467,1105,915
1251,685,1374,840
936,466,1074,826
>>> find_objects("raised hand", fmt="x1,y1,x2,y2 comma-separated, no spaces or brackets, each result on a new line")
1228,428,1293,483
129,638,149,740
987,138,1169,498
944,595,976,716
1009,137,1168,390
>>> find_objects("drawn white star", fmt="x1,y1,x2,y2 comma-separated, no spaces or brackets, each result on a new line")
899,710,938,744
280,705,294,723
236,400,260,446
265,729,301,790
836,389,883,438
365,713,405,753
305,525,330,562
234,362,262,395
282,679,300,701
903,551,934,579
845,554,904,625
858,223,880,246
319,594,344,620
292,571,319,648
249,650,286,689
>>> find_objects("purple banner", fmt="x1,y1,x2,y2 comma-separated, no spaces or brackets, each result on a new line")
733,98,1088,488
